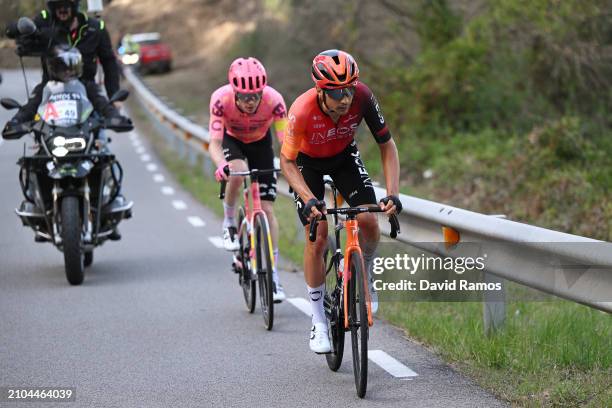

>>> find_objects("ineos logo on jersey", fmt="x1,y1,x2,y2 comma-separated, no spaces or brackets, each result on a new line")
309,123,359,145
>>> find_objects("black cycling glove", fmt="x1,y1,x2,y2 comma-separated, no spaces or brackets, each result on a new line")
302,198,326,220
380,195,403,214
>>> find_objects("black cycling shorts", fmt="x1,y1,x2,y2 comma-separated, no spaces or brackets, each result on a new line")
222,129,277,201
294,140,377,225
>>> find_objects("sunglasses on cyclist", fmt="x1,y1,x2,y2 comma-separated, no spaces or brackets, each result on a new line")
323,86,356,101
235,92,262,103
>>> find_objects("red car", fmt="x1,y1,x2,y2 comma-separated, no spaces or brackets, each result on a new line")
120,33,172,74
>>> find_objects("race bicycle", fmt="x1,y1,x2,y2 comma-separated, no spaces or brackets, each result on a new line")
219,168,281,330
310,178,400,398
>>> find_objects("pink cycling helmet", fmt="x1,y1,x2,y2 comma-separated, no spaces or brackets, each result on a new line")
228,57,267,93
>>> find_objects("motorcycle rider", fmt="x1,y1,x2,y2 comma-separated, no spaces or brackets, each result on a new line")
5,0,120,99
3,46,127,130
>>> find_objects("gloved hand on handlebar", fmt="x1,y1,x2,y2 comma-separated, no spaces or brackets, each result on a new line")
379,195,403,216
302,198,326,223
215,161,230,182
105,115,133,132
2,118,29,140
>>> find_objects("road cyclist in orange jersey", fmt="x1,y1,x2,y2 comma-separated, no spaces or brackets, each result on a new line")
280,49,402,353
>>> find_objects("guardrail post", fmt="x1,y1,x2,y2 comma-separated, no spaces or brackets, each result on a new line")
202,154,213,177
483,272,506,335
188,146,197,167
483,214,507,336
178,138,186,159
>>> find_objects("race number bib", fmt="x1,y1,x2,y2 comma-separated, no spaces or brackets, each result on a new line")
43,100,78,126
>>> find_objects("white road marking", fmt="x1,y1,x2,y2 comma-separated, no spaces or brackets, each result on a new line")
131,140,141,147
172,200,187,210
146,163,158,172
135,146,146,154
153,174,165,183
188,217,206,228
287,297,311,317
161,186,175,195
140,154,151,162
368,350,418,378
208,236,224,248
128,133,138,141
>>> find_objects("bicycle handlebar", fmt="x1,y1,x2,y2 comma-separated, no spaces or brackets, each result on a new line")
308,206,401,242
218,168,281,200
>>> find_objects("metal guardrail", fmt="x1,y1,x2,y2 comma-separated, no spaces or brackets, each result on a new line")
123,68,612,316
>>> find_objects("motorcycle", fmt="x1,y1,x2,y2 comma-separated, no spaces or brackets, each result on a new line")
1,82,134,285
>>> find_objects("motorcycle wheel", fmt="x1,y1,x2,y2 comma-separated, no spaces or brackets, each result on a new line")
61,196,84,285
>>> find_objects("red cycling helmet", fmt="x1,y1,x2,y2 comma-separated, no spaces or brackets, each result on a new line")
311,49,359,89
228,57,267,93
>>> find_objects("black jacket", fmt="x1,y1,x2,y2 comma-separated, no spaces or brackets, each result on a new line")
6,10,120,97
14,79,118,123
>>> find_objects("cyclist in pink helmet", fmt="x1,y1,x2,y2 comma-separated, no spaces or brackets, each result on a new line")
208,57,288,302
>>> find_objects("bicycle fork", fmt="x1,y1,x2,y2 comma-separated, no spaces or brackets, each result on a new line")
342,218,374,328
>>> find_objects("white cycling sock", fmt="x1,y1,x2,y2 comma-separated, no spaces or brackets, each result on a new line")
307,284,326,326
222,202,235,229
362,240,378,280
272,248,280,284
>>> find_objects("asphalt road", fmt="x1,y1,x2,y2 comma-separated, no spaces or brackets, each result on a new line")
0,69,507,407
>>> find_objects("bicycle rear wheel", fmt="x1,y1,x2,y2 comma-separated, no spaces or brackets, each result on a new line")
348,251,368,398
238,207,256,313
254,212,274,330
324,237,345,371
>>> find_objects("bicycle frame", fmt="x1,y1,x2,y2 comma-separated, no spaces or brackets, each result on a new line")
227,170,276,275
325,180,374,329
243,176,273,274
341,218,374,328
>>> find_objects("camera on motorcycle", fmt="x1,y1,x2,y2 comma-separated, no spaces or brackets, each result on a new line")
17,17,37,36
1,98,22,110
108,89,130,105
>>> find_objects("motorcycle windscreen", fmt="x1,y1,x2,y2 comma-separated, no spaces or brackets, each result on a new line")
37,80,94,127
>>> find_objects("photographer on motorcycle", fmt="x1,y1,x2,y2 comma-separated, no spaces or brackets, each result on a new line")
5,0,120,99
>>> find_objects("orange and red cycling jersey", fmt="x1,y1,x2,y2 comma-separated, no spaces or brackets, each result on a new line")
208,84,287,143
281,82,391,160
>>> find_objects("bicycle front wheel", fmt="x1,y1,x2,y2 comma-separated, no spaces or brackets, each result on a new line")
254,212,274,330
348,251,368,398
238,207,256,313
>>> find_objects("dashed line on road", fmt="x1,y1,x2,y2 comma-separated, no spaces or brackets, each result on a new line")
161,186,175,195
135,146,146,154
368,350,418,378
146,163,158,172
153,174,165,183
172,200,187,210
140,154,151,162
188,216,206,228
208,236,224,248
287,297,311,317
128,133,138,141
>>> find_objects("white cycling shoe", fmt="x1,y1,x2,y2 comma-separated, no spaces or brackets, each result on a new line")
309,322,331,354
222,226,240,251
273,282,286,303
